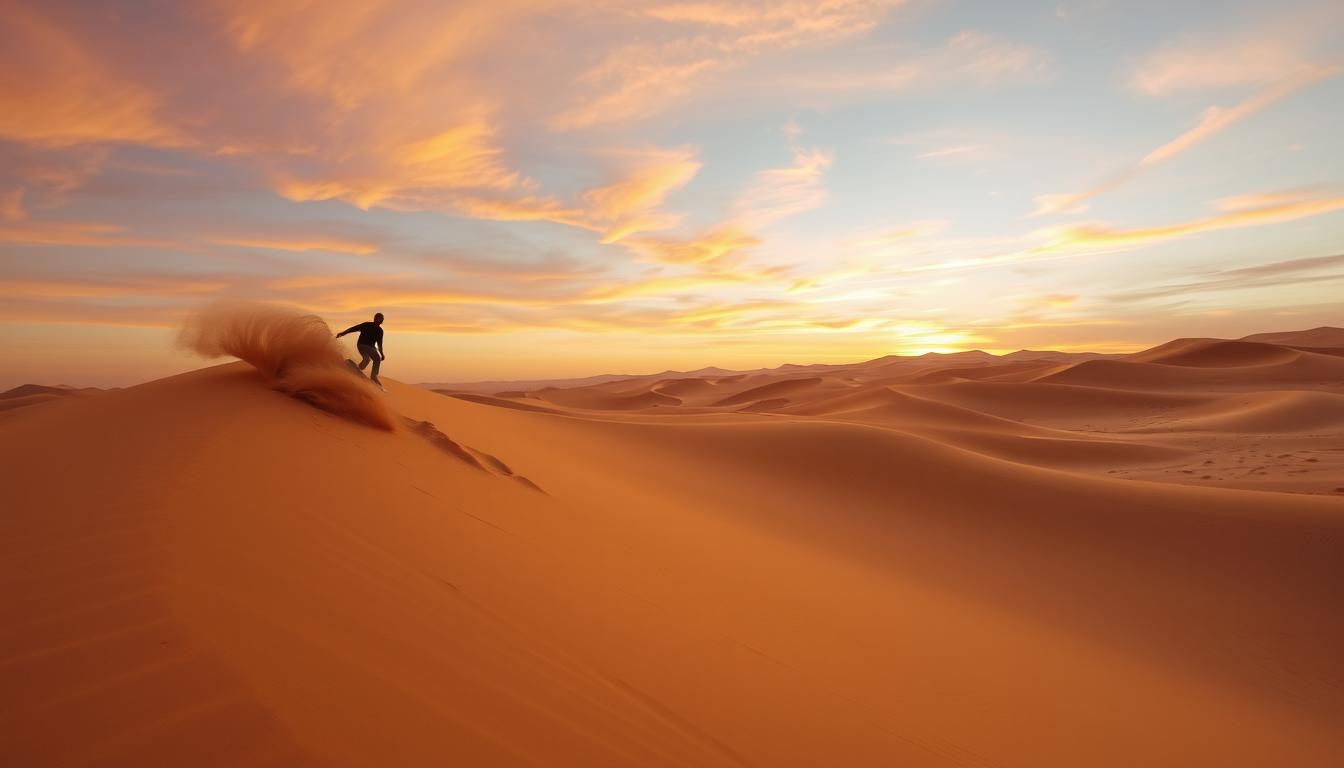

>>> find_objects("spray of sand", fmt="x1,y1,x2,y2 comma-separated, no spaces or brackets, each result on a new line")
179,301,396,430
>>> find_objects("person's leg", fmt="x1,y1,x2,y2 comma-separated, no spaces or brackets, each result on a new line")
369,351,381,383
357,344,373,370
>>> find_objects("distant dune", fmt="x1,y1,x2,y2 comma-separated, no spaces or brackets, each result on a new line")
3,322,1343,766
434,328,1344,494
0,383,103,414
1239,325,1344,348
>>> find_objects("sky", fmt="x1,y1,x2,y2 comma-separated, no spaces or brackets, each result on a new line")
1,0,1342,388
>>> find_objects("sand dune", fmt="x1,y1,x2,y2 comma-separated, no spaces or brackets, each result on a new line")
530,384,683,411
785,384,1051,432
906,359,1061,383
4,323,1344,766
1240,325,1344,347
1122,389,1344,434
711,376,825,407
1036,349,1344,390
649,376,719,397
0,384,102,415
1130,338,1302,367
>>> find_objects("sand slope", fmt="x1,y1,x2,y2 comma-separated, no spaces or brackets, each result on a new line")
4,325,1344,766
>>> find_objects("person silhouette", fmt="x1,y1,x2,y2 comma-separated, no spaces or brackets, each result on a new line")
336,313,385,386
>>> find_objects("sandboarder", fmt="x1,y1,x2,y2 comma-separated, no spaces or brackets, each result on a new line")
336,313,386,388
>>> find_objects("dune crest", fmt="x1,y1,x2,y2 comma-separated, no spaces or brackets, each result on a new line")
178,301,397,430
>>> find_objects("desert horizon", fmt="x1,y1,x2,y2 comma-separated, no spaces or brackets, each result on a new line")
4,305,1344,766
4,0,1344,765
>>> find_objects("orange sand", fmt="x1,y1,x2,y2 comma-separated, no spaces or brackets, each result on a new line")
3,318,1343,766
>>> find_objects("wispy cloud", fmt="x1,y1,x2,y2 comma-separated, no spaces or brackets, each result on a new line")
1036,188,1344,250
581,146,702,243
1035,65,1339,215
1140,65,1340,166
0,219,170,248
1036,9,1342,216
943,31,1050,84
737,146,833,227
0,7,183,147
209,235,383,256
550,0,905,129
790,29,1049,92
625,227,761,267
916,145,984,160
1107,253,1344,304
1129,8,1342,95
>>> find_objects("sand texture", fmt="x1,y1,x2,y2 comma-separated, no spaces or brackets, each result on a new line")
3,317,1343,766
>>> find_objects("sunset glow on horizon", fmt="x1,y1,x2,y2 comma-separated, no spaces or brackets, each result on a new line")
2,0,1342,388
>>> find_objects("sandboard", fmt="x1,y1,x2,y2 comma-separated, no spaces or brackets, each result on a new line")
345,359,388,392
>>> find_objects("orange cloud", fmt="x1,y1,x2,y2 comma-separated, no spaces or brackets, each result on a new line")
1034,66,1339,216
0,7,182,148
267,120,554,217
850,220,950,248
790,29,1048,92
0,189,24,222
210,236,383,256
581,271,758,303
943,31,1050,84
669,299,812,328
738,147,833,227
625,227,761,267
212,0,531,108
1140,65,1340,166
611,133,831,291
1011,293,1080,319
644,0,897,40
1037,190,1344,250
582,147,702,242
0,220,170,248
916,145,983,160
1128,8,1343,95
551,0,905,129
550,55,721,132
0,276,226,300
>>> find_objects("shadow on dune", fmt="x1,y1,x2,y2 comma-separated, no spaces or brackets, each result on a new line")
179,301,397,430
404,416,545,493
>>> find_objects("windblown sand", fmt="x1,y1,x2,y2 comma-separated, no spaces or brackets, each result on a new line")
3,319,1343,766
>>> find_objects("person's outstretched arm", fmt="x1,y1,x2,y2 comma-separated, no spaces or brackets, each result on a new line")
335,324,360,337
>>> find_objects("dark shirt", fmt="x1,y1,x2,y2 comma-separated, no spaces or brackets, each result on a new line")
343,321,383,348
